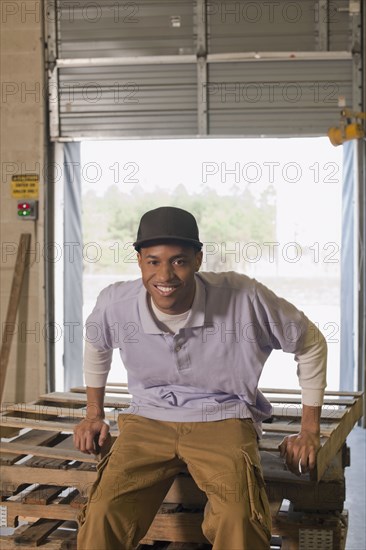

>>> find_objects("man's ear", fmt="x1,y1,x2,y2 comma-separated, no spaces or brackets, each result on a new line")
137,252,142,268
195,251,203,271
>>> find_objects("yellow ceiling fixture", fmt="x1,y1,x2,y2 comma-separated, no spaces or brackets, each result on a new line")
328,108,366,146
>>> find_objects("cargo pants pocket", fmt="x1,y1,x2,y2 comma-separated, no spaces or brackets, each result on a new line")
241,449,272,542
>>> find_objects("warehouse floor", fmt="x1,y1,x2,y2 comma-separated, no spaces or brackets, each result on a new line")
345,426,366,550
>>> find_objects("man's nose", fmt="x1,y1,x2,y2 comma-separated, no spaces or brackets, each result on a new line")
156,263,175,281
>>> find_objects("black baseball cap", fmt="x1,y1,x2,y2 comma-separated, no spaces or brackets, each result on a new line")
133,207,203,251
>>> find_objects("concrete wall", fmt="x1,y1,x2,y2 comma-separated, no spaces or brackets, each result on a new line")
1,1,47,403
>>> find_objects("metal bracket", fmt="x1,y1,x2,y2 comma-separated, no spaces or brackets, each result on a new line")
315,0,329,51
196,0,207,135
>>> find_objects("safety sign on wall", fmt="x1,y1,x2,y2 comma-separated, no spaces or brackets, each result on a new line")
11,174,39,199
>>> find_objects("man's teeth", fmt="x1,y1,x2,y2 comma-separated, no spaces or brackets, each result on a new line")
156,286,176,292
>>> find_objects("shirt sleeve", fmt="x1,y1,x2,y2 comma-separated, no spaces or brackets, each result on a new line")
253,281,309,354
253,281,327,406
83,340,113,387
295,321,327,407
84,285,114,351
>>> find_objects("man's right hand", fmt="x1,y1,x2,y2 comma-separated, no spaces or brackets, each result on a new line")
73,418,110,454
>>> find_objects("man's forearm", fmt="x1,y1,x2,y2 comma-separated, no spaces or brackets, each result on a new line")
86,386,106,420
301,404,321,435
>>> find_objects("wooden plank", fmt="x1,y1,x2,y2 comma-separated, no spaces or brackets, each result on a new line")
262,423,334,437
25,456,71,470
0,234,31,401
259,388,363,397
0,465,96,489
41,390,355,407
6,404,86,417
265,396,356,405
0,429,62,465
0,416,78,432
271,404,347,420
2,501,78,522
10,429,61,446
145,512,207,544
314,393,363,481
4,403,121,423
39,392,130,407
71,385,130,395
5,401,346,423
164,544,210,550
69,493,87,509
0,415,120,438
24,485,65,505
0,442,97,463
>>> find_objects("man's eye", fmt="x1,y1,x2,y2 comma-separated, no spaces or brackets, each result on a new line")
148,261,158,265
173,259,185,266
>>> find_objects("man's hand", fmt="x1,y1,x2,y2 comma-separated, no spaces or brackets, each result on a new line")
278,430,320,475
73,418,110,455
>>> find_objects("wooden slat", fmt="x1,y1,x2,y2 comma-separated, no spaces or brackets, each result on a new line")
259,388,363,397
262,422,334,437
0,414,117,432
24,485,64,505
145,512,207,544
0,416,78,432
314,393,364,481
0,465,96,489
0,429,62,465
14,519,64,547
264,396,355,405
69,493,87,509
71,385,131,395
2,501,78,522
0,233,31,401
25,455,71,470
271,404,347,420
4,402,347,424
40,390,354,409
0,442,97,463
39,391,130,407
4,403,120,422
6,403,120,422
0,415,120,438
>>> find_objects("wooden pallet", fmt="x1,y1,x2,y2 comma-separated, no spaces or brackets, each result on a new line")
0,387,362,548
0,511,347,550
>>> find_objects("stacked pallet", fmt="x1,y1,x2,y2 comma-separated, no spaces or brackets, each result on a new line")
0,387,363,549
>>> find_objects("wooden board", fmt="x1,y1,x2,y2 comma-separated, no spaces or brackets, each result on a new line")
0,234,31,401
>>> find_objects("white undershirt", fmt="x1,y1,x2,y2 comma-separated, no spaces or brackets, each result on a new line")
149,296,191,334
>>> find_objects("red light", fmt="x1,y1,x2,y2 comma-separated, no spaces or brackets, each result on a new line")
18,202,30,209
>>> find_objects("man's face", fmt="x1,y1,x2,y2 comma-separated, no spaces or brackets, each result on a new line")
137,243,203,314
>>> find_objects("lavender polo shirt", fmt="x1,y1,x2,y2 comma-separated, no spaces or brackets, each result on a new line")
85,271,309,430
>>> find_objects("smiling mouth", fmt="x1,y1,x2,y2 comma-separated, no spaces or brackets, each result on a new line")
154,284,180,297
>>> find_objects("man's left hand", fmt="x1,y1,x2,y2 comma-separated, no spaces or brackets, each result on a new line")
278,431,321,476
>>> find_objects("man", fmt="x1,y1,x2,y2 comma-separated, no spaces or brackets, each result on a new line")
74,206,327,550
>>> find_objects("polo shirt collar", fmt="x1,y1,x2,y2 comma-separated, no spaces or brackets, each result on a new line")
137,274,206,334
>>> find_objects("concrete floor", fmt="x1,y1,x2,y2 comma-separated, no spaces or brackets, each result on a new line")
345,426,366,550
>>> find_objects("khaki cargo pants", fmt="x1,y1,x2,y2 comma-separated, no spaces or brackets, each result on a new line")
77,415,271,550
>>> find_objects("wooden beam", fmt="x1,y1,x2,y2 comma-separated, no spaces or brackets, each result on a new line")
0,442,98,463
14,519,64,547
314,393,364,481
0,234,31,401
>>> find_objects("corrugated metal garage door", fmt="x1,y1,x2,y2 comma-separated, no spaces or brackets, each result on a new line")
46,0,360,139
